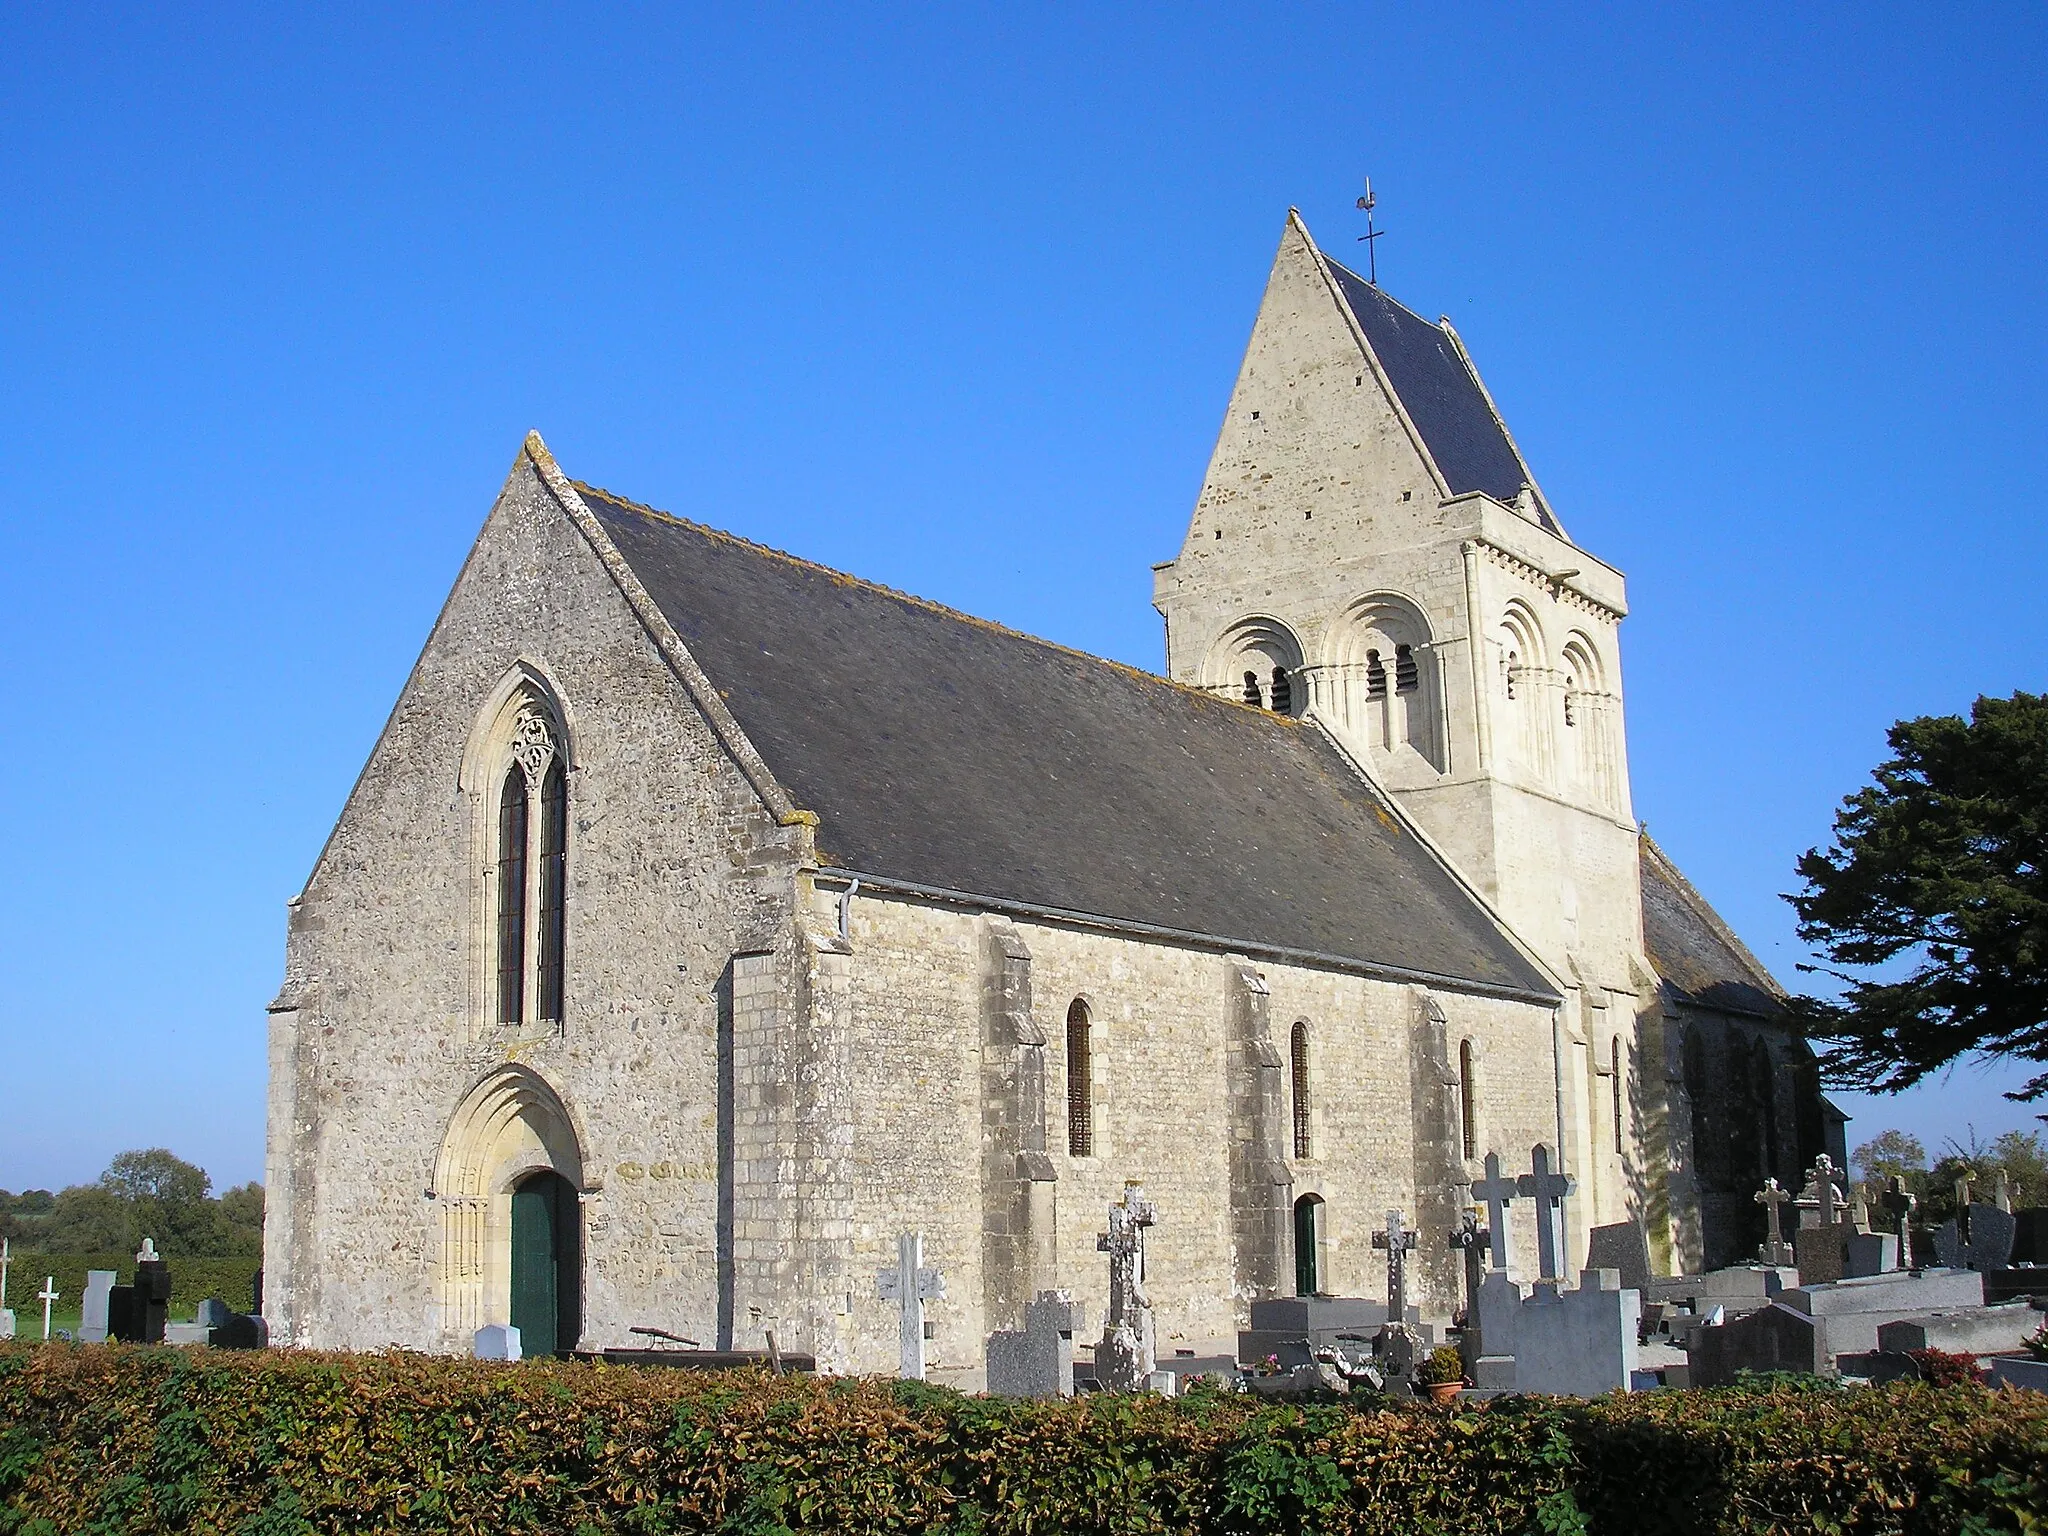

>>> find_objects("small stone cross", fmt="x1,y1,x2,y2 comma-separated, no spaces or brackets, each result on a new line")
1755,1178,1793,1265
1096,1181,1157,1330
1516,1146,1576,1283
37,1277,58,1343
1371,1209,1419,1321
1470,1152,1519,1272
876,1232,945,1380
136,1238,160,1265
1882,1176,1918,1270
1993,1171,2013,1214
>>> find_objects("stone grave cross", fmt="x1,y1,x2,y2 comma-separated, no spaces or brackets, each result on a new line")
1516,1147,1576,1283
1795,1156,1845,1229
1096,1181,1157,1329
1755,1178,1793,1265
1881,1176,1918,1270
1372,1209,1419,1321
37,1277,58,1342
876,1232,945,1380
1471,1153,1519,1272
1993,1171,2013,1214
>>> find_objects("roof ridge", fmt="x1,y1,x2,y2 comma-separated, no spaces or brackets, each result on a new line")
571,479,1304,727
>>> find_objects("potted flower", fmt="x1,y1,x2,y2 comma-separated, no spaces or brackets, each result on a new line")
1417,1345,1465,1403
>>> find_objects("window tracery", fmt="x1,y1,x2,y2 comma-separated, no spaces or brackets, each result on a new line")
482,695,569,1033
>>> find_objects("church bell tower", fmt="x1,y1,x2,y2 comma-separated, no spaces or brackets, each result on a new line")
1153,209,1656,1256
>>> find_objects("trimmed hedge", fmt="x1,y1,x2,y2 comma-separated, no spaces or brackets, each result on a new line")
0,1253,260,1319
1,1345,2045,1534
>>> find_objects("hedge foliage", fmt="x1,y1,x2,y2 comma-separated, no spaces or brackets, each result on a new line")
0,1254,261,1319
2,1344,2045,1535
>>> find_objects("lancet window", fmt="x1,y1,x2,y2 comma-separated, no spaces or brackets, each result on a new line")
1289,1021,1312,1159
491,703,569,1030
1066,999,1093,1156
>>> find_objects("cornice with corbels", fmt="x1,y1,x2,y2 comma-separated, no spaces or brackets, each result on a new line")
1475,539,1622,624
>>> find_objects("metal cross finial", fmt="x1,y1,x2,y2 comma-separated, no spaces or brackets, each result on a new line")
1516,1146,1576,1283
1470,1152,1519,1272
1354,177,1385,287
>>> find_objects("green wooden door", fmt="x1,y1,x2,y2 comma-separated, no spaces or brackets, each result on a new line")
1293,1196,1320,1297
511,1172,579,1357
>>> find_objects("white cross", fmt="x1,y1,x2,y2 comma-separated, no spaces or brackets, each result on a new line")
1516,1145,1576,1282
38,1277,59,1342
876,1232,944,1380
1470,1152,1519,1271
0,1236,11,1307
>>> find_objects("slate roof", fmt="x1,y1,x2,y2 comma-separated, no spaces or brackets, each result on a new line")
1321,256,1560,534
578,484,1554,997
1640,836,1785,1018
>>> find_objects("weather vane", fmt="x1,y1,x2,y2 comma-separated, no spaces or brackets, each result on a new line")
1355,177,1383,287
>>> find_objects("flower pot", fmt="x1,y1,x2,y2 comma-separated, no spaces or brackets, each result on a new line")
1425,1381,1462,1404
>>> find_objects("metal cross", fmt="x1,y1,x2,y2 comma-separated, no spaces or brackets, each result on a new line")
1755,1178,1793,1265
876,1232,945,1380
1882,1176,1918,1270
37,1277,58,1343
1470,1152,1519,1272
1371,1209,1419,1322
1516,1147,1576,1283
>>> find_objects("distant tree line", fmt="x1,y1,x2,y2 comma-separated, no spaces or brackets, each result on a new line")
0,1149,262,1258
1852,1126,2047,1227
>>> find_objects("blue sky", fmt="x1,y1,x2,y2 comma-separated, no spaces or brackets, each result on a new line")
3,7,2044,1194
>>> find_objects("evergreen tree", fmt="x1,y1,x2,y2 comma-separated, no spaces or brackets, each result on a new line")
1788,691,2048,1099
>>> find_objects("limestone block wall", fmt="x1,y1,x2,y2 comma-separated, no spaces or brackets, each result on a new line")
266,456,801,1353
828,891,1564,1386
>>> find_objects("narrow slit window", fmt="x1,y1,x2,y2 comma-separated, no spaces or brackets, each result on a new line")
1395,643,1418,693
1269,667,1292,715
1611,1036,1624,1147
1459,1039,1477,1162
1066,1000,1093,1157
1365,649,1387,699
1290,1022,1311,1159
495,765,528,1025
536,759,568,1023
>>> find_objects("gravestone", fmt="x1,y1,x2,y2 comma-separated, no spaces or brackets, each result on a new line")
1512,1269,1640,1396
986,1290,1083,1398
1689,1302,1827,1386
1933,1205,2017,1273
78,1271,116,1344
1472,1271,1525,1389
133,1241,170,1344
474,1323,522,1360
1794,1157,1846,1229
1778,1268,1987,1357
1844,1231,1898,1278
213,1311,268,1350
1882,1177,1919,1270
1237,1295,1421,1369
1371,1209,1419,1324
1876,1302,2041,1357
1448,1206,1488,1367
37,1279,59,1342
1755,1179,1794,1266
877,1232,946,1381
1794,1222,1852,1286
2013,1208,2048,1264
1094,1182,1158,1392
1585,1220,1654,1294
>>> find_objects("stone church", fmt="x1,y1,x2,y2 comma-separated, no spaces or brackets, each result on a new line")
264,210,1828,1375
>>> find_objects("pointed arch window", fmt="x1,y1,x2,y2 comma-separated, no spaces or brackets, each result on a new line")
1066,999,1093,1156
1290,1021,1311,1159
492,705,569,1029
